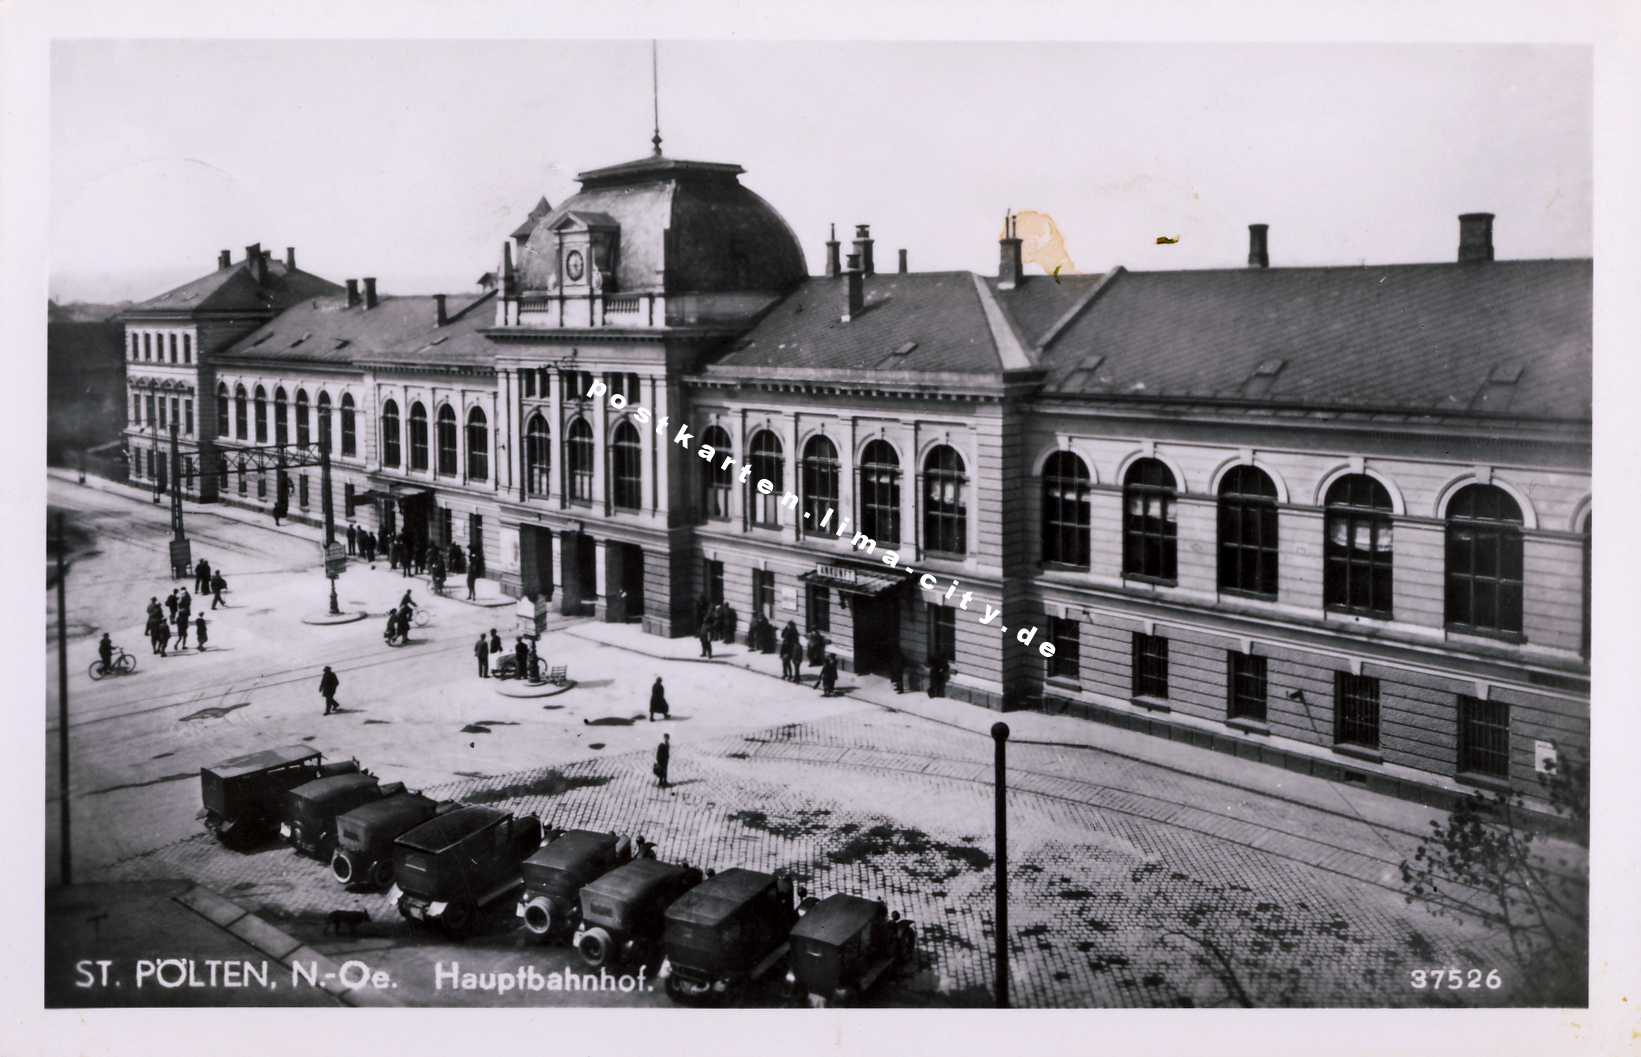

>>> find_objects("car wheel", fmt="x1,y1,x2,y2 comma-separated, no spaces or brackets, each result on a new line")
369,859,395,889
441,902,474,938
577,927,612,968
331,850,354,884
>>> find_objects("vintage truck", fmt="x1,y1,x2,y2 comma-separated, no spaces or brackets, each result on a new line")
387,806,544,937
659,868,799,1004
573,858,702,969
197,745,359,848
785,893,915,1006
515,829,631,941
282,772,395,860
330,790,454,889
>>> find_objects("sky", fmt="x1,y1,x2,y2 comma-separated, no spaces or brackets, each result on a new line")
49,40,1591,303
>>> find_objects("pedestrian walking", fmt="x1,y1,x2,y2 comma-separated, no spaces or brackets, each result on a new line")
194,558,211,595
178,587,192,620
697,619,714,659
649,677,670,721
513,637,529,680
384,610,400,646
475,635,489,678
319,665,340,715
465,563,478,601
153,616,168,657
927,654,950,698
806,629,826,667
819,653,838,696
488,628,504,672
174,609,189,649
194,615,208,651
347,523,357,556
210,571,226,609
165,590,178,623
654,734,670,788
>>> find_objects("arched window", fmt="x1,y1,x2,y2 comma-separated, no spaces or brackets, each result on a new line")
274,387,288,446
525,414,550,497
700,425,733,520
233,385,248,440
858,440,900,545
317,391,332,451
1124,459,1178,581
295,389,310,447
611,420,642,510
340,394,356,456
436,404,457,475
235,456,247,496
1324,474,1394,616
567,418,594,502
749,430,785,528
801,435,839,534
409,402,429,471
924,446,968,555
253,386,267,442
215,383,229,437
381,399,401,467
466,406,489,480
1445,484,1524,636
1217,466,1278,596
1042,451,1091,567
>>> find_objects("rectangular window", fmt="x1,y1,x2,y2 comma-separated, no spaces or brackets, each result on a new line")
806,583,830,634
522,371,536,398
1132,632,1169,700
143,333,151,360
705,560,724,608
168,334,177,363
753,569,775,621
298,475,309,508
130,334,139,360
1048,616,1079,681
344,482,355,516
158,398,167,430
257,470,267,499
1227,651,1268,722
1457,696,1510,779
1334,672,1381,750
132,394,142,424
928,603,956,664
145,395,157,425
183,399,193,436
170,397,179,431
183,334,193,363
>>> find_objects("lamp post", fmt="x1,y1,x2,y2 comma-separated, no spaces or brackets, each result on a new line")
991,720,1010,1008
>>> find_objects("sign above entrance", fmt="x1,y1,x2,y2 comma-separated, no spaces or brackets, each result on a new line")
816,563,858,585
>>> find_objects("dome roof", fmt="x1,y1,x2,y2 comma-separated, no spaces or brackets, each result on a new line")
513,155,807,296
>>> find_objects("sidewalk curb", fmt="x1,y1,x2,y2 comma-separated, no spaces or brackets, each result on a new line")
171,883,400,1007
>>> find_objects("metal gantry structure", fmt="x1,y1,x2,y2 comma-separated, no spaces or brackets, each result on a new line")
162,423,345,614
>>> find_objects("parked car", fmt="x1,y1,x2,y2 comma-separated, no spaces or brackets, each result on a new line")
659,868,799,1003
573,858,703,969
331,790,455,889
282,773,393,860
387,806,544,937
785,894,914,1006
515,829,631,941
197,745,359,848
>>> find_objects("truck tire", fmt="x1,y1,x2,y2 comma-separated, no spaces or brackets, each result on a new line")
440,902,474,938
522,897,554,937
331,850,355,884
577,927,612,968
369,859,395,889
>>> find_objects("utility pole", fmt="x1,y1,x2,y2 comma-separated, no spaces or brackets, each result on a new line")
320,434,341,615
168,422,190,579
991,721,1010,1008
53,512,72,886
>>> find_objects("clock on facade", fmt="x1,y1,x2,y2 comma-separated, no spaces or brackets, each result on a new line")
564,250,585,282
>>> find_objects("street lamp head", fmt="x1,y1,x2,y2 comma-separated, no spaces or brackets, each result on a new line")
990,721,1010,741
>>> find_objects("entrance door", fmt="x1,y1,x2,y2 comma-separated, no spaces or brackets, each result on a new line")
621,544,645,622
519,525,553,599
576,535,597,614
705,560,724,607
852,593,899,676
468,513,485,576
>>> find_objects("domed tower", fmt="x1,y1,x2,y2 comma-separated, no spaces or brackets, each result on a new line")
498,154,807,329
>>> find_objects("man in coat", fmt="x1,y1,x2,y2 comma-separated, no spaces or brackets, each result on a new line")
319,665,340,715
475,634,489,678
697,616,714,659
210,571,227,609
194,558,211,596
720,603,738,646
346,523,357,556
654,734,670,788
514,637,530,681
193,615,208,651
648,677,670,721
466,562,479,601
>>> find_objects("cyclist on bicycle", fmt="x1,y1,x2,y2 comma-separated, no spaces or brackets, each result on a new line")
384,609,401,646
399,590,417,612
98,633,113,672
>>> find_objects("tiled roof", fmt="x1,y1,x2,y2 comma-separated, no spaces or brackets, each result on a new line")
217,291,497,367
130,258,341,315
705,272,1006,375
510,197,553,239
983,272,1107,346
1035,259,1591,420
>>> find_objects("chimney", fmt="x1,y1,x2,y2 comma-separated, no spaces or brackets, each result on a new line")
345,279,360,308
218,249,231,270
362,277,378,309
244,243,264,284
1248,224,1270,269
286,246,297,271
998,212,1024,290
842,252,864,322
1458,212,1494,263
434,294,448,326
852,224,875,277
898,248,908,274
502,242,516,296
824,223,841,278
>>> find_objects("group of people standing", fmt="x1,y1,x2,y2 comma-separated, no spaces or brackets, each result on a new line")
472,627,540,681
144,588,207,655
343,523,382,564
693,599,739,658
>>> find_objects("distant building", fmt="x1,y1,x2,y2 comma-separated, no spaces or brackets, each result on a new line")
119,152,1591,801
47,319,127,467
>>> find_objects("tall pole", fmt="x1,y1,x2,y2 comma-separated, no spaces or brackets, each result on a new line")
169,422,188,579
991,721,1010,1008
54,513,71,886
321,436,340,615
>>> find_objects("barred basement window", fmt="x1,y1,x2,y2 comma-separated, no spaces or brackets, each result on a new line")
801,435,839,534
381,400,401,468
923,445,967,555
858,440,901,545
567,418,593,503
1041,451,1091,567
1132,632,1169,699
1123,458,1178,581
1334,672,1380,749
1047,616,1079,681
701,426,733,520
610,420,641,509
1457,695,1510,779
525,414,551,497
1227,651,1268,723
928,604,956,664
436,404,457,476
1218,465,1279,596
1444,484,1524,636
749,430,784,528
1324,475,1394,617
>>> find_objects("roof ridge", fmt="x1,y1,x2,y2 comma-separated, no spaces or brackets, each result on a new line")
1036,265,1126,353
970,274,1033,370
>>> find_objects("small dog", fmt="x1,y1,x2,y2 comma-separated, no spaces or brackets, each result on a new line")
323,909,370,936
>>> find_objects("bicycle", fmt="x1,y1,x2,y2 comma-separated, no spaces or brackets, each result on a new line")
88,649,138,680
413,608,432,628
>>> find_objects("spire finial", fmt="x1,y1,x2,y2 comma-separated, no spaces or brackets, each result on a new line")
650,40,663,157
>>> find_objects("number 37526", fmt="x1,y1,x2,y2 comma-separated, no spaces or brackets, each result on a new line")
1410,968,1502,990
